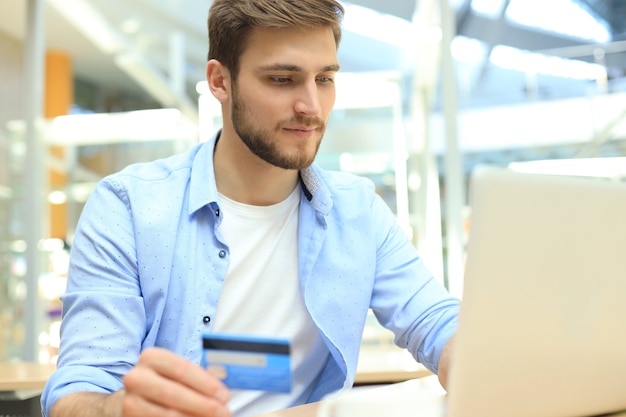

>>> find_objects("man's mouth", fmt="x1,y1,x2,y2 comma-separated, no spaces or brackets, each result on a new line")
286,126,318,132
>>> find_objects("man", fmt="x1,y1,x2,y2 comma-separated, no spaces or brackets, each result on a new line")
42,1,460,416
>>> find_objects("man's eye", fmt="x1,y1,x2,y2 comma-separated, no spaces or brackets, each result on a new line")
270,77,291,84
317,76,334,84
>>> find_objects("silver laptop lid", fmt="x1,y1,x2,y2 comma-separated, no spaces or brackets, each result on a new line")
447,165,626,417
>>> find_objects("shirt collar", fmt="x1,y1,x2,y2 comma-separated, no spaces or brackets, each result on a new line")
188,132,220,215
300,165,333,215
188,130,333,215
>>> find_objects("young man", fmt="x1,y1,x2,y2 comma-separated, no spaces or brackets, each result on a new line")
42,1,459,416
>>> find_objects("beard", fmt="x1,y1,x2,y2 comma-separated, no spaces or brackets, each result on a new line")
230,82,326,170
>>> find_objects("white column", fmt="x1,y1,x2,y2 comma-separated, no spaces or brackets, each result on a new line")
440,0,465,298
23,0,46,361
409,0,446,285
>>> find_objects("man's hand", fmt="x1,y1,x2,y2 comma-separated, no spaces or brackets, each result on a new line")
436,334,455,390
123,347,231,417
50,347,231,417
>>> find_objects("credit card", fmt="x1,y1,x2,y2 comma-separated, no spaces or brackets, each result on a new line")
202,333,292,393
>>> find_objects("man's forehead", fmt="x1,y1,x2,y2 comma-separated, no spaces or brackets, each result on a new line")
237,27,339,74
242,27,337,56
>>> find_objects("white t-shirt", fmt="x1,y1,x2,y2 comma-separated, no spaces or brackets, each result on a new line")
213,184,329,417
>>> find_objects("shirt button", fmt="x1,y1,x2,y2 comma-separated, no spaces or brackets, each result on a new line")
218,250,226,258
203,316,211,324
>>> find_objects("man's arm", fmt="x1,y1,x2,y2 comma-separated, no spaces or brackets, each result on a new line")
50,391,124,417
436,334,455,390
50,348,231,417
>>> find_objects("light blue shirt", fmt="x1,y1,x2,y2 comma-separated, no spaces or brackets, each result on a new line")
42,132,459,416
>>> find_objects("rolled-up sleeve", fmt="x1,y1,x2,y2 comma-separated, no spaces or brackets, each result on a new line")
368,193,460,374
41,177,146,416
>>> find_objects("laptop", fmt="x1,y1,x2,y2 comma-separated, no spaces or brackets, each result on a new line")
446,165,626,417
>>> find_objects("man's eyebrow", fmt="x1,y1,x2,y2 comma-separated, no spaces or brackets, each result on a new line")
323,64,341,73
257,64,341,72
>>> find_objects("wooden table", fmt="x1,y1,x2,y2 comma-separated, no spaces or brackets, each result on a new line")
0,362,56,392
0,362,56,416
0,350,420,390
355,348,432,385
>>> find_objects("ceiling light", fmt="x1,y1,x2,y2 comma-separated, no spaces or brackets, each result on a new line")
48,190,67,205
490,45,606,80
341,3,416,47
509,157,626,179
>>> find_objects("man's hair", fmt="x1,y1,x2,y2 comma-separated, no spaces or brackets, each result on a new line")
207,0,344,79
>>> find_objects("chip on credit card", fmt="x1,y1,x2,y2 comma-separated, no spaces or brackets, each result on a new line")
202,333,292,393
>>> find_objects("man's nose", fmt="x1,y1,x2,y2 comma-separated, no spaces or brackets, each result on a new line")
294,80,322,115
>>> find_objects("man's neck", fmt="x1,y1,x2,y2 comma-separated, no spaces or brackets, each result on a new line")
213,131,300,206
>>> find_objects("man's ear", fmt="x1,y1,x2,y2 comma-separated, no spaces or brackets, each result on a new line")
206,59,230,103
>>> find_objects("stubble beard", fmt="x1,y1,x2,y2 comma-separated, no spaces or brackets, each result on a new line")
230,82,326,170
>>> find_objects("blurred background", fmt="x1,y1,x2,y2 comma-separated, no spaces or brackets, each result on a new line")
1,0,625,364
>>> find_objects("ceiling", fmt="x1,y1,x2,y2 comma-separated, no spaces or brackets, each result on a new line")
1,0,625,118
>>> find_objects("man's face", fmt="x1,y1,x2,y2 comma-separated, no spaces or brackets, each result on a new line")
229,27,340,170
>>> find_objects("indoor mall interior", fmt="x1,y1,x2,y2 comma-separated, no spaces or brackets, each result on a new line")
1,0,625,377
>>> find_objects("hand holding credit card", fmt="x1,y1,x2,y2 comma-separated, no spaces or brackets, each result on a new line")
202,333,292,393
